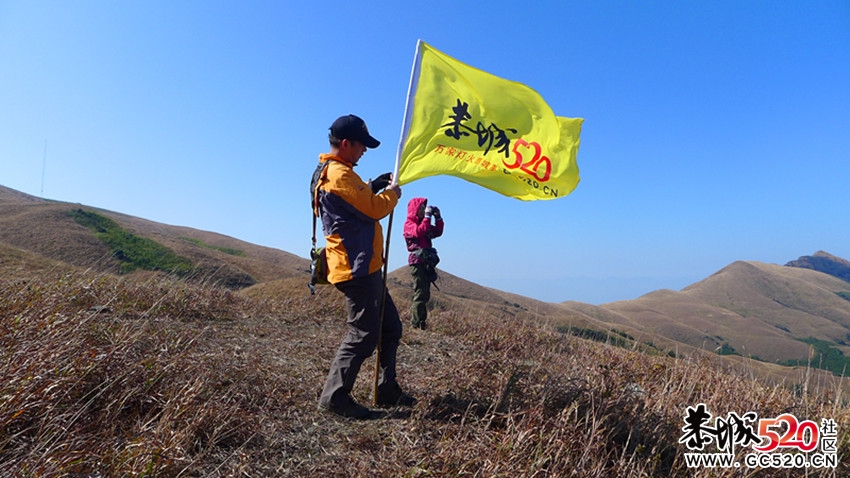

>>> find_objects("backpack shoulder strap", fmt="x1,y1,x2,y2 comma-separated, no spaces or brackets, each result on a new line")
310,161,330,249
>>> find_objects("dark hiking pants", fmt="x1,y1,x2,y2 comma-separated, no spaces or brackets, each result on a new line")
410,264,431,328
319,271,402,408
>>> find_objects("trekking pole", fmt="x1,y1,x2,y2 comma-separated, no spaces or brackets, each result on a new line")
373,209,394,405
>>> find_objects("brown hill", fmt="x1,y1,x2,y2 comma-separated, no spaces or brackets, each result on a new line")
563,260,850,364
5,185,850,475
5,255,849,475
787,250,850,283
0,185,307,288
4,183,850,376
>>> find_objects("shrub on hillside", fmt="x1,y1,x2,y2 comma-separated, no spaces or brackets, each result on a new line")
70,209,194,276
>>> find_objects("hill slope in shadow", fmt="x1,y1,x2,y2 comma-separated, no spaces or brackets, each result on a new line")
787,250,850,283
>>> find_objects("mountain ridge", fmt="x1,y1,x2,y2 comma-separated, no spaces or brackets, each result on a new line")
3,183,850,372
786,250,850,283
0,185,307,287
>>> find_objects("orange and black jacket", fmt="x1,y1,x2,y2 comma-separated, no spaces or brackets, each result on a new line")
312,153,398,284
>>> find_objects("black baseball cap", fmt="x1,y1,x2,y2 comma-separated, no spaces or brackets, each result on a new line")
329,114,380,149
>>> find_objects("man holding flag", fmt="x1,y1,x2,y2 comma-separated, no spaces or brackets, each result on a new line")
313,114,416,419
314,41,582,418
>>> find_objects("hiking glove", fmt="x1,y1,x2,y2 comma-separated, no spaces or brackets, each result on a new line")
369,172,392,193
430,206,441,220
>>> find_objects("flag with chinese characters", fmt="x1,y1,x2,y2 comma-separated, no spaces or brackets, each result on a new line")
395,40,583,201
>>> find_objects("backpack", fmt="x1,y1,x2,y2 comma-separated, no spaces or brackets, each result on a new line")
412,246,440,268
309,162,330,293
413,247,440,288
310,246,329,289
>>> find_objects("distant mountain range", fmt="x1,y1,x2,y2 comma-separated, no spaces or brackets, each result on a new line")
563,259,850,365
3,184,850,376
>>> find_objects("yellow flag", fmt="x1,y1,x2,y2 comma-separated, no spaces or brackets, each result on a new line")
395,41,583,201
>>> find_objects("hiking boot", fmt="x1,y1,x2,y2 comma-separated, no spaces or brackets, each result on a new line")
411,321,427,330
375,382,417,407
318,397,372,420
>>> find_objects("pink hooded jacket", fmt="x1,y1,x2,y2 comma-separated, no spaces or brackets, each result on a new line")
402,197,444,265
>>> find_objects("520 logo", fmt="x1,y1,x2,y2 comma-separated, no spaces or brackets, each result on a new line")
680,403,839,469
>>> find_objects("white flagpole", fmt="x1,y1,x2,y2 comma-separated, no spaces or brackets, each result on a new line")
374,39,423,406
391,39,424,186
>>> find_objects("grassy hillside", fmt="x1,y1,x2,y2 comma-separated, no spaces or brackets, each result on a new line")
4,183,850,475
69,208,195,276
2,263,849,476
0,185,307,288
787,251,850,283
565,261,850,368
5,184,850,373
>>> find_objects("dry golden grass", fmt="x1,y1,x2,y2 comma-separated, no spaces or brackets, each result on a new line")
2,264,849,477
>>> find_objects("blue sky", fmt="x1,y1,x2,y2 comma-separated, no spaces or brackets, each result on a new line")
1,1,848,304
